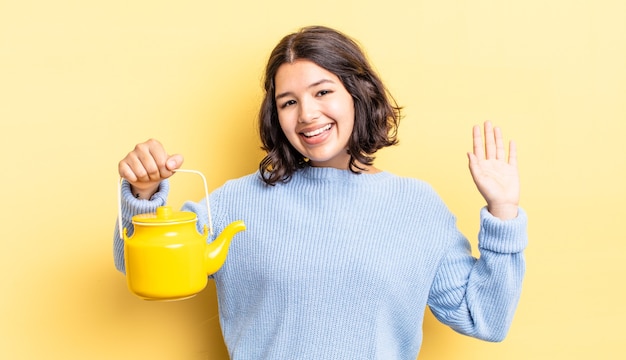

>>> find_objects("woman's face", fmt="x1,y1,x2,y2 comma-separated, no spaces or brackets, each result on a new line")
274,59,355,169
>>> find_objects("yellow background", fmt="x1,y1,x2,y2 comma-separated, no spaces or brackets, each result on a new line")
1,1,624,359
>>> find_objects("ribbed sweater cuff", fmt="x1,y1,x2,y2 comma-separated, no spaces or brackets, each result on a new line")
120,179,169,214
478,206,528,254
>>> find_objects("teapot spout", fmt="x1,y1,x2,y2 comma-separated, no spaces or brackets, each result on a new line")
204,220,246,275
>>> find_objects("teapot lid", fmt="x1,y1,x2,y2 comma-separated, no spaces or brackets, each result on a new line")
131,206,196,225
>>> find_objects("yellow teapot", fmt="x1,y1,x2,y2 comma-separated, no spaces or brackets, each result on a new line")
118,169,245,301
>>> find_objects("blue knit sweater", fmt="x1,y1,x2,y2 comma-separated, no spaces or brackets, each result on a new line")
114,166,527,359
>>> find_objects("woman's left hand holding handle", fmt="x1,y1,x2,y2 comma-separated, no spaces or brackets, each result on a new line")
118,139,184,200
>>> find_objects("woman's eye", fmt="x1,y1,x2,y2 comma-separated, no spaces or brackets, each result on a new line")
281,100,296,108
317,90,331,97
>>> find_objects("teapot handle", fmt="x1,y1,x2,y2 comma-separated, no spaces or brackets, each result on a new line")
117,169,214,240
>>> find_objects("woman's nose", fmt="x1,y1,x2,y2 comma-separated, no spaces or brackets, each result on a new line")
298,98,320,123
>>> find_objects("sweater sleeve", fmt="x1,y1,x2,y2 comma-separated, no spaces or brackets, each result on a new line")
427,207,527,342
113,179,170,274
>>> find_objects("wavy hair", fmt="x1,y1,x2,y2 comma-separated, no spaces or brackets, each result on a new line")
258,26,402,185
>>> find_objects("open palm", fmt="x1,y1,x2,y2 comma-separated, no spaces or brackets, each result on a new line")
468,122,520,220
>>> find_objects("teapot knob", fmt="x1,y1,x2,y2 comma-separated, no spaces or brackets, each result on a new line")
156,206,173,219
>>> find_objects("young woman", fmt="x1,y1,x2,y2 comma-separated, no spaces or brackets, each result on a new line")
115,26,527,359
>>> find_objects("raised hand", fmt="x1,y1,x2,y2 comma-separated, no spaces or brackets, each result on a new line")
118,139,184,199
467,121,520,220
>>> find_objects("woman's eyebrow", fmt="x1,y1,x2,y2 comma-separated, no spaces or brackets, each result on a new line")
275,78,335,100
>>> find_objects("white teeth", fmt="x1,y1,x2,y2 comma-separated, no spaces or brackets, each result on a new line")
303,124,331,137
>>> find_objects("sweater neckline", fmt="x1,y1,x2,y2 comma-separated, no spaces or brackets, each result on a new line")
298,166,392,183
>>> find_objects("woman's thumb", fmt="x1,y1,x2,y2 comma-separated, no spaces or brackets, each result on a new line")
166,154,184,171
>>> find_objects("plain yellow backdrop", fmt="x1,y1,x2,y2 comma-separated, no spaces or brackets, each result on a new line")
1,1,625,359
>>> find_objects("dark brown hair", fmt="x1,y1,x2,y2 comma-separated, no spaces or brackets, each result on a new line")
258,26,402,185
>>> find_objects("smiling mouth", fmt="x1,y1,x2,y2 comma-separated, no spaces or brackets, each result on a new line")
302,124,332,138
